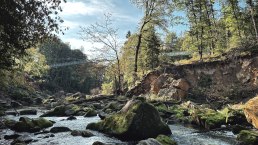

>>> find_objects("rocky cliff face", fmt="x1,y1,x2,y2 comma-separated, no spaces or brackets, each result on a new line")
126,55,258,105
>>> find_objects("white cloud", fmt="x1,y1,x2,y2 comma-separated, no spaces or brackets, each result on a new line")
60,1,113,16
62,38,103,57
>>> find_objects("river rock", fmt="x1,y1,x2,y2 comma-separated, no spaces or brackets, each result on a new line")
11,135,33,145
50,126,71,133
10,101,22,108
237,130,258,145
67,116,77,120
19,109,37,115
86,99,171,140
4,134,21,140
84,108,97,117
92,141,111,145
104,101,120,111
5,111,17,116
40,104,81,117
71,130,94,137
9,117,53,132
137,138,162,145
92,103,103,110
244,96,258,129
98,112,107,120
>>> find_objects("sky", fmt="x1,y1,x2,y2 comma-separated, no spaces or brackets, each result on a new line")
58,0,188,56
58,0,143,56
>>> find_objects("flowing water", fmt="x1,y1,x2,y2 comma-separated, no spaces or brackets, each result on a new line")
0,109,239,145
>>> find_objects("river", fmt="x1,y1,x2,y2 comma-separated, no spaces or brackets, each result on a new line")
0,110,239,145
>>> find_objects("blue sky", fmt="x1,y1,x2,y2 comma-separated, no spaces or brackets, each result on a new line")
58,0,188,55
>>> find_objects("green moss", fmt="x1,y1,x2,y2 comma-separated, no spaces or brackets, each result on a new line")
71,105,81,112
84,108,97,117
86,101,171,140
87,122,101,130
4,119,17,128
32,117,53,128
41,105,81,117
156,103,169,113
156,135,177,145
200,109,225,129
237,130,258,145
105,102,120,111
191,108,225,129
41,105,66,117
65,96,79,102
169,105,185,118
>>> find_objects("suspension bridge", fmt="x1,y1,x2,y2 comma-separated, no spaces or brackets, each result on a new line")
48,59,88,68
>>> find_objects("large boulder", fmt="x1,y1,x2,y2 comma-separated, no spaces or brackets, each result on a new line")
244,96,258,129
171,79,190,92
9,117,53,132
151,74,171,94
86,99,171,140
157,78,190,101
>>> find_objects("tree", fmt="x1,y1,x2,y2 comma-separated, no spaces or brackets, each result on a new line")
247,0,258,42
39,39,101,94
0,0,65,69
79,14,122,94
126,31,132,38
142,25,161,70
131,0,173,74
164,32,179,51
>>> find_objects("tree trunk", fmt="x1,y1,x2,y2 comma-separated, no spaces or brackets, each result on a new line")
248,0,258,42
134,33,142,73
116,52,122,95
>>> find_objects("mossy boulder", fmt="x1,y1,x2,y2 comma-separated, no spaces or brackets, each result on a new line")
40,105,66,117
237,130,258,145
103,101,121,112
40,104,81,117
84,108,97,117
9,117,53,132
156,135,177,145
32,118,53,129
87,99,171,140
190,108,225,130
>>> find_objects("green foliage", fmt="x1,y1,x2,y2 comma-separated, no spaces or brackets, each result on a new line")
142,25,161,70
101,82,114,95
0,0,65,69
0,47,48,101
22,48,49,78
39,39,103,93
